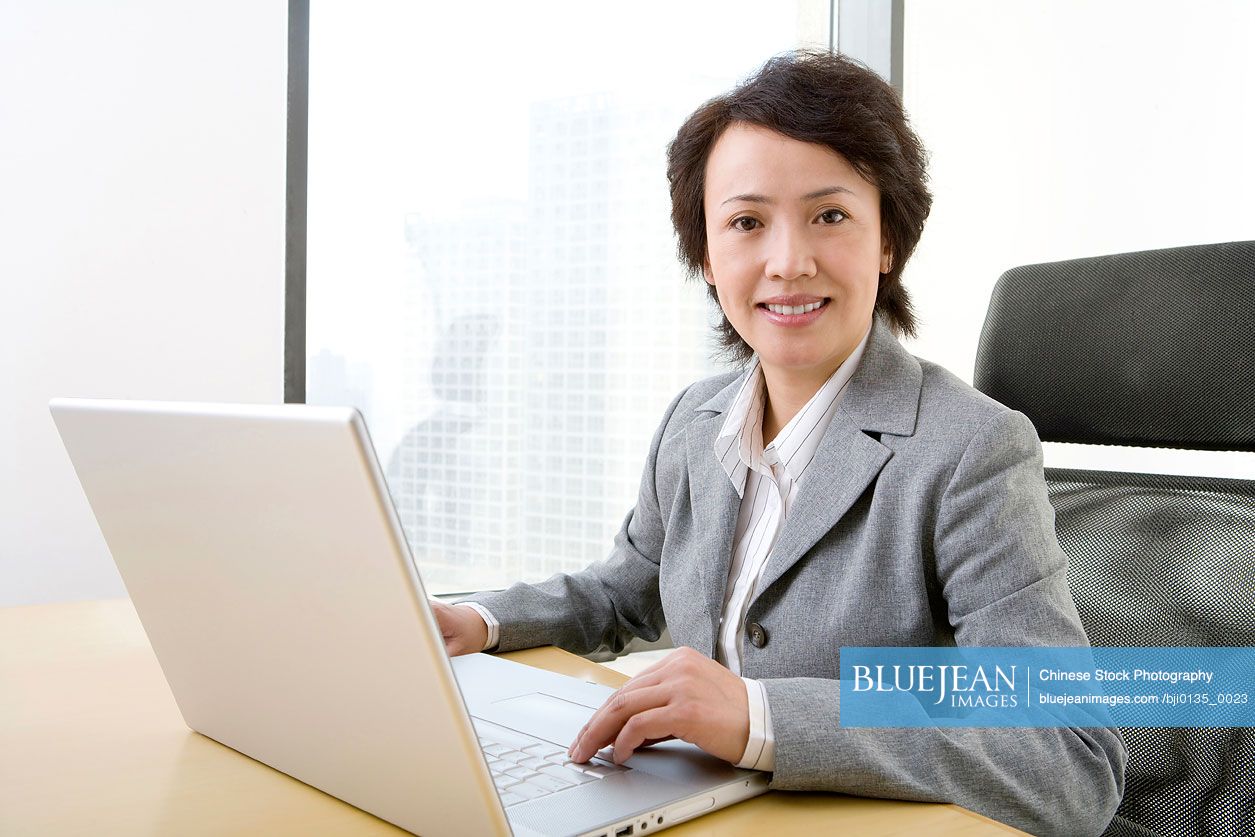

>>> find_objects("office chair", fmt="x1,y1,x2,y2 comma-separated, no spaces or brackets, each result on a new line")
973,240,1255,837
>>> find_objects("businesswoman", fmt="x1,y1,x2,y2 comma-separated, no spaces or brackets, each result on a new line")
433,50,1126,836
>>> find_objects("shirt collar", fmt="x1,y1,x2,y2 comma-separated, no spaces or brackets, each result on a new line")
714,324,873,497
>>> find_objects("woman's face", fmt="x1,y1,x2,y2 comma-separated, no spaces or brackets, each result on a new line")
703,123,889,390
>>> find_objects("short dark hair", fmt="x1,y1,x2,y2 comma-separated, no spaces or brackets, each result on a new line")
667,49,932,364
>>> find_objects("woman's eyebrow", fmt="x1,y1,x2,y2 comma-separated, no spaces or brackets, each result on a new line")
720,185,855,206
803,186,856,200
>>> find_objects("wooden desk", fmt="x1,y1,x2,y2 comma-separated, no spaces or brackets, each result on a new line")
0,600,1022,836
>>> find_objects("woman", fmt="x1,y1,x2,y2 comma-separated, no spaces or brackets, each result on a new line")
433,50,1125,836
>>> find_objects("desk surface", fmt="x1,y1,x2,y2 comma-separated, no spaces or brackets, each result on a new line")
0,599,1022,836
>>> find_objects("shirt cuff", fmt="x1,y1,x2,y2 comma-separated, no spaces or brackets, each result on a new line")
736,677,776,772
455,601,500,651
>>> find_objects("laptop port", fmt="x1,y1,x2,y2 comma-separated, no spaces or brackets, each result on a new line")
614,826,634,836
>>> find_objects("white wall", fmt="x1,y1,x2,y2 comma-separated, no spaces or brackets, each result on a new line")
0,2,288,606
900,0,1255,478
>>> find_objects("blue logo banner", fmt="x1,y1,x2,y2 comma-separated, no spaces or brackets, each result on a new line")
839,647,1255,728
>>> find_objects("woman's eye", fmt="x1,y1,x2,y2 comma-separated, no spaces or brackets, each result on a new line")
732,216,761,231
818,208,847,224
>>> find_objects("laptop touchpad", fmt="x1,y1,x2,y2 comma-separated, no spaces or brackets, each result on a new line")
481,692,598,747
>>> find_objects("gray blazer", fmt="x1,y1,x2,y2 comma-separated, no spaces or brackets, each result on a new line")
466,318,1126,837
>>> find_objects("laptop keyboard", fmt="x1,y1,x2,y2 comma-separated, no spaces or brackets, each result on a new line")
474,718,629,807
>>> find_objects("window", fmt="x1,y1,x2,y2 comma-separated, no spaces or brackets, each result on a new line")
307,1,831,592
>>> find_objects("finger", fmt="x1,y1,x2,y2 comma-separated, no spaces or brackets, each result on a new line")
569,684,670,762
611,707,678,764
568,650,705,758
570,686,637,755
625,734,677,754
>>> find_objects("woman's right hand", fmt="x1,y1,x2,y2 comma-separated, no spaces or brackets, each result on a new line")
429,599,490,656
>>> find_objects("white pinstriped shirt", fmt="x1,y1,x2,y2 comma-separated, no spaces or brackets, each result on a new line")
715,325,870,771
459,324,869,772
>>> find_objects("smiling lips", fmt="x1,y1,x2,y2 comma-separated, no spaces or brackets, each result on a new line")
758,296,830,325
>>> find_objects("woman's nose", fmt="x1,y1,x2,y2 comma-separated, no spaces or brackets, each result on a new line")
764,224,818,281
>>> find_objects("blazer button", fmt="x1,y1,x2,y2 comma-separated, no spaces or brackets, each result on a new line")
747,622,768,648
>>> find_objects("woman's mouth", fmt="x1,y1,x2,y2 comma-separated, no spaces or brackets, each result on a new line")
758,298,830,325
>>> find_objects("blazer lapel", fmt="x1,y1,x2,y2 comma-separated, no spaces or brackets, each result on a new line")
752,417,890,596
754,318,924,598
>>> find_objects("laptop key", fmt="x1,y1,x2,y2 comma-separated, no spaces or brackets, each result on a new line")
538,764,596,785
577,761,621,779
519,756,548,770
473,719,545,752
499,791,525,807
482,743,510,757
525,773,574,793
509,782,548,800
499,750,532,765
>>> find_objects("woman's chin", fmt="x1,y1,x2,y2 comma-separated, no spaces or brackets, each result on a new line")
757,351,846,382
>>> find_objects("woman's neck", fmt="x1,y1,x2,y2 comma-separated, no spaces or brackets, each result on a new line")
757,320,874,446
759,364,834,447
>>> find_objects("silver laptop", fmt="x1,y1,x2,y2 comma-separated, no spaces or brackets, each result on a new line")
50,398,768,837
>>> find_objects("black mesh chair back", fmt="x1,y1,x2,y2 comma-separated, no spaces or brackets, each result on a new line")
973,242,1255,837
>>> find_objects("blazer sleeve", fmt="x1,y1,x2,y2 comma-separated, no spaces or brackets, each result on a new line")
759,410,1127,837
458,385,690,656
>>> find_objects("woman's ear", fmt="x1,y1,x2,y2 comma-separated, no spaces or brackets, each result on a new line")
702,259,715,285
880,241,893,275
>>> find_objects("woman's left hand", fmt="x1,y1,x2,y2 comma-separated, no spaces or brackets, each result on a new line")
567,646,749,766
